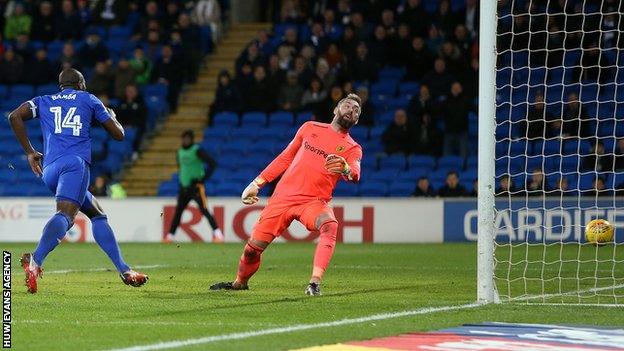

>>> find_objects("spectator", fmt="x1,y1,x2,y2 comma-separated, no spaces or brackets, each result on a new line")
552,177,575,197
583,177,611,197
453,24,473,58
13,33,34,62
211,70,242,116
437,171,468,197
356,86,375,126
583,141,614,172
56,0,82,40
27,49,55,85
93,0,128,26
525,168,549,196
367,25,389,66
400,0,429,37
236,42,265,75
90,175,110,197
434,0,458,36
266,54,285,93
152,45,182,113
323,8,342,41
349,42,378,83
462,0,479,38
255,29,275,56
523,92,548,139
408,84,436,120
442,82,471,157
136,2,161,40
76,0,92,27
460,57,479,101
439,42,466,78
4,2,31,40
351,12,371,42
388,23,412,67
323,42,344,69
277,70,304,112
306,22,329,53
339,25,358,62
281,27,301,52
426,25,444,56
117,85,147,152
113,58,137,99
380,9,397,36
235,63,254,99
301,77,327,114
276,45,294,70
0,50,24,84
31,1,56,42
413,113,442,156
412,176,435,197
55,42,82,71
293,55,313,89
80,31,109,68
315,58,335,90
561,92,591,138
382,109,414,155
88,61,113,97
317,85,344,121
246,65,273,112
129,47,152,86
422,59,454,99
163,1,180,33
177,13,203,83
496,175,516,197
142,30,162,63
405,37,432,81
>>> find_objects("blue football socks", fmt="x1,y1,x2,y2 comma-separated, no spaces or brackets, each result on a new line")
91,215,130,273
33,212,71,266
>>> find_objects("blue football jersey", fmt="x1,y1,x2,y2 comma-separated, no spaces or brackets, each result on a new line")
27,88,111,167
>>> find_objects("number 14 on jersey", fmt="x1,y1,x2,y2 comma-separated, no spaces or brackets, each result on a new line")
50,106,83,136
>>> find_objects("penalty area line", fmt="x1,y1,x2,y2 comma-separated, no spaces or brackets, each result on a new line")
11,264,168,275
105,302,483,351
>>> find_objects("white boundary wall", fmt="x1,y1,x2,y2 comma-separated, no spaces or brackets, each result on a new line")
0,198,443,243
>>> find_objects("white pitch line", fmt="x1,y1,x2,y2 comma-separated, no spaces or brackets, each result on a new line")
508,283,624,302
15,320,281,327
106,302,483,351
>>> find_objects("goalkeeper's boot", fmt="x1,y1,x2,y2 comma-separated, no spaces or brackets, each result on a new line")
305,282,322,296
20,253,43,294
120,270,149,287
209,281,248,290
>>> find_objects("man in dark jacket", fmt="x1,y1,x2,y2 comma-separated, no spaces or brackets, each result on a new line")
382,109,414,154
442,82,471,157
412,176,435,197
438,171,468,197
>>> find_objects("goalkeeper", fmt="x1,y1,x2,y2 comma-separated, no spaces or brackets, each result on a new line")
211,94,363,296
164,130,224,243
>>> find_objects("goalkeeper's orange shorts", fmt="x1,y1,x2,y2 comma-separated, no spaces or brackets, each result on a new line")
251,198,336,243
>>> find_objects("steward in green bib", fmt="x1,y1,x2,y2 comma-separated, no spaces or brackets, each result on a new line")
164,130,223,243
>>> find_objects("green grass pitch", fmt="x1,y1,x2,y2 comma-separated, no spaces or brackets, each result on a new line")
4,242,623,350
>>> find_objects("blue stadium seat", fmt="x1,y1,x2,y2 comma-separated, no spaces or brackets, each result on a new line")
0,85,8,99
384,97,409,111
35,84,58,96
203,125,233,140
9,84,35,100
377,111,395,125
369,169,399,182
349,126,368,142
91,140,106,160
359,181,388,196
398,82,419,98
241,112,267,126
370,126,385,139
388,181,414,197
379,66,405,80
466,156,478,169
108,25,131,39
333,181,358,196
91,128,109,142
107,139,132,158
158,180,179,196
379,154,406,170
220,141,250,155
247,140,277,155
215,181,244,196
230,127,258,140
269,111,294,126
437,156,464,171
143,84,168,99
296,111,313,125
199,26,213,53
408,155,436,170
360,156,377,172
397,168,426,182
213,112,239,126
370,81,397,98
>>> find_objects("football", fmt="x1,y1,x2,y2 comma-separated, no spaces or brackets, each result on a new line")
585,219,614,245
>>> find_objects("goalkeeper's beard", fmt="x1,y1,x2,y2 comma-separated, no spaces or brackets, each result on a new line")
336,111,356,130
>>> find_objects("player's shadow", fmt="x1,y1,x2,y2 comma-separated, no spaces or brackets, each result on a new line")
136,284,422,318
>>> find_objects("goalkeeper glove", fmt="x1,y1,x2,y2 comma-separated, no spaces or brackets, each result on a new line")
324,154,351,177
241,177,265,205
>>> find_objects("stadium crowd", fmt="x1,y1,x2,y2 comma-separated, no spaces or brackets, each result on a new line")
210,0,481,197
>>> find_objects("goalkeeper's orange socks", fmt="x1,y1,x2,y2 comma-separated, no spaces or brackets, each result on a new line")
235,242,264,285
311,221,338,283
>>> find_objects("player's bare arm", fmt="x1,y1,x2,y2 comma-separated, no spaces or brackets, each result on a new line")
102,107,125,141
8,102,43,177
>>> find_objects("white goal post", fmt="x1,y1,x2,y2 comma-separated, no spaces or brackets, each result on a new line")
478,0,624,305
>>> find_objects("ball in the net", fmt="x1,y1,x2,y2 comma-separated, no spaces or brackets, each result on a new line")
585,219,614,245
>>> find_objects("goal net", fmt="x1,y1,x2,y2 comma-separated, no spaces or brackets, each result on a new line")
480,0,624,305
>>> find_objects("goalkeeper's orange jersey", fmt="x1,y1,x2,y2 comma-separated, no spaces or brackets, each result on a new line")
258,121,362,202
